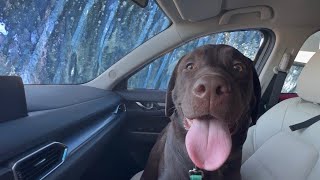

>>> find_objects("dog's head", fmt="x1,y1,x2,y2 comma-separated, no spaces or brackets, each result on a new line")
165,44,261,171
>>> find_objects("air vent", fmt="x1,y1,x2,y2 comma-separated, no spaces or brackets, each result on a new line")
12,142,67,180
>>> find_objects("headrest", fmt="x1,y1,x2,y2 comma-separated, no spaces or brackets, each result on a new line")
296,50,320,104
0,76,28,121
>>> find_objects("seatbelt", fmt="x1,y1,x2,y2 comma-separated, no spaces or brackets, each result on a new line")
266,69,287,109
290,114,320,131
258,72,276,116
259,53,291,114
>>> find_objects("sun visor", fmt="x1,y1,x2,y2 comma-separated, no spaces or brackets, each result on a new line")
0,76,28,122
173,0,222,22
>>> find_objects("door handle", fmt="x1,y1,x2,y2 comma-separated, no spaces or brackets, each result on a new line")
136,102,154,110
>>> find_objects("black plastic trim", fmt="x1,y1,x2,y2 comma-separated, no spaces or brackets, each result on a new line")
24,85,110,112
0,94,121,163
116,89,166,102
45,113,126,180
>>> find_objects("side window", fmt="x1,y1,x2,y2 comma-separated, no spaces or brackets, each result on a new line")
0,0,170,84
281,31,320,93
128,30,264,90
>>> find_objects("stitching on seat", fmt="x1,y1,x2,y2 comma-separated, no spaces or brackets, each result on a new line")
247,98,320,180
306,149,320,179
246,132,310,180
284,98,319,131
253,126,257,151
249,131,280,165
243,127,258,164
281,99,320,180
254,100,290,152
248,98,296,164
296,98,318,117
280,100,290,130
283,132,319,180
251,155,277,179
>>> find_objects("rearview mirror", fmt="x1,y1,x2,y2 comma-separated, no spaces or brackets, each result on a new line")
131,0,148,8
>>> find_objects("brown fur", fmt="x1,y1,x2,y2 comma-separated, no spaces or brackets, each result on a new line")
141,45,261,180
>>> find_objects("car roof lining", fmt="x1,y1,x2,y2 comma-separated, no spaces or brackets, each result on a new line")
85,0,320,94
172,0,223,22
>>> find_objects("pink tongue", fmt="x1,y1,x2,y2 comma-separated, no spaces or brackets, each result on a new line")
185,119,232,171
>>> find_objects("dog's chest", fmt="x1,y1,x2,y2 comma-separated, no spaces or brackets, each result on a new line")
160,124,222,180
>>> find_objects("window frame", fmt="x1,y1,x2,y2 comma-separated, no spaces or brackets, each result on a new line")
115,28,275,91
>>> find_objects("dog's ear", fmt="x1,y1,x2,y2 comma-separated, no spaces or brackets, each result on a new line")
250,67,261,125
165,56,184,117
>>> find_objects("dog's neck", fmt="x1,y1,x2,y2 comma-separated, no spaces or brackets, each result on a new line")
161,113,221,180
161,118,194,179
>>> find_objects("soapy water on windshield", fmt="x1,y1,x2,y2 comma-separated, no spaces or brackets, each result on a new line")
0,22,8,36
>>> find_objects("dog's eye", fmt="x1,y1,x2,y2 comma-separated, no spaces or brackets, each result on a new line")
233,63,244,72
186,63,194,70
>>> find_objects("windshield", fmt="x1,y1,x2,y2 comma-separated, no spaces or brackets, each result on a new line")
0,0,170,84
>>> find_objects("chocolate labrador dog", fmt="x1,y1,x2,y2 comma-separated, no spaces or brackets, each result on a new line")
141,44,261,180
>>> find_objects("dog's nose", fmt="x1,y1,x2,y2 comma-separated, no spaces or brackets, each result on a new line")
193,76,230,98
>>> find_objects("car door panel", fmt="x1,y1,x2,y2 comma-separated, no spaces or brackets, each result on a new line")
0,85,126,180
117,89,170,169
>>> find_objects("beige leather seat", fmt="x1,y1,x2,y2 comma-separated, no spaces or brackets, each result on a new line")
241,51,320,180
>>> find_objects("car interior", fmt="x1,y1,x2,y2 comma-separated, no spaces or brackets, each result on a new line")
0,0,320,180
